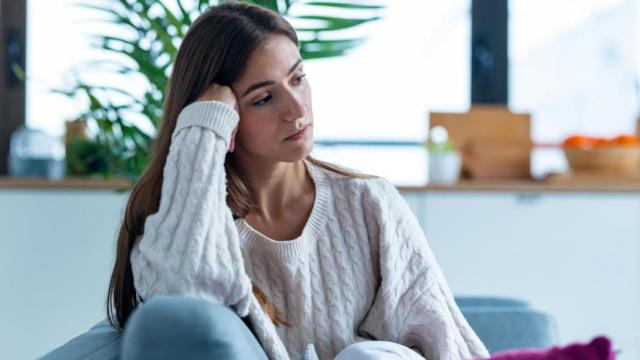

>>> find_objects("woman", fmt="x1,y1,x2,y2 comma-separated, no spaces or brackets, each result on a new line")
107,2,489,360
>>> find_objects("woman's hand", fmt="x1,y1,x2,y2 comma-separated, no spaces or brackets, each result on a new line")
197,83,239,152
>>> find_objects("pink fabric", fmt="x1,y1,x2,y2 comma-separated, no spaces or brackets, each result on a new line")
478,336,615,360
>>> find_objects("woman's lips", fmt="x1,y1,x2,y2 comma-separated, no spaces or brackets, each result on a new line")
285,124,311,141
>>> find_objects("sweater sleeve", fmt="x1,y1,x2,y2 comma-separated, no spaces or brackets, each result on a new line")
130,100,252,316
358,178,489,360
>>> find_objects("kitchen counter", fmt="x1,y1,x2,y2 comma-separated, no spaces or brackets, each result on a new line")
2,175,640,193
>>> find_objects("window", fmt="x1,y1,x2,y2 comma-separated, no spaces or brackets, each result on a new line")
509,0,638,177
26,0,150,138
305,0,471,185
25,0,472,185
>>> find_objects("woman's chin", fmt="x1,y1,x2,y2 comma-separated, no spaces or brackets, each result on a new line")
280,141,314,162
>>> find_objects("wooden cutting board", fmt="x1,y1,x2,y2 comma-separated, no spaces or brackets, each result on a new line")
429,106,532,179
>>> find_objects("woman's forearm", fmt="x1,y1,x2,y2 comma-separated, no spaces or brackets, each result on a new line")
130,101,253,316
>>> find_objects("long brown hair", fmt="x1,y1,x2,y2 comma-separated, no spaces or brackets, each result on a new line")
107,1,373,330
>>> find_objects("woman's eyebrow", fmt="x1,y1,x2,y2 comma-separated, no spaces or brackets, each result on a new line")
241,58,303,98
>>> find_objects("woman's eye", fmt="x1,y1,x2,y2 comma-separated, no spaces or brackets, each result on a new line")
254,95,272,107
294,74,306,85
252,75,305,107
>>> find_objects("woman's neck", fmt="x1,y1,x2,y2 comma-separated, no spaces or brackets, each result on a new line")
234,156,313,222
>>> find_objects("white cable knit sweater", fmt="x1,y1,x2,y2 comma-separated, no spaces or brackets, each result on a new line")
130,100,489,360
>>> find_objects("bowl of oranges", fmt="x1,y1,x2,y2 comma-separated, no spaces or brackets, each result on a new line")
562,134,640,174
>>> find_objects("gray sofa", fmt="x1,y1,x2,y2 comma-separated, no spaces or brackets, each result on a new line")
41,296,558,359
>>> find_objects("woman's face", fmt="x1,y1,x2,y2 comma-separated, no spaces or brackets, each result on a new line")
231,34,314,163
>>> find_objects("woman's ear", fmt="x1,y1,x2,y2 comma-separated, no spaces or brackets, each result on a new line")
228,125,238,153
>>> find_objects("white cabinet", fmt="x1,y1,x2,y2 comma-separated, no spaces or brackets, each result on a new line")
402,192,640,359
0,190,128,360
1,188,639,359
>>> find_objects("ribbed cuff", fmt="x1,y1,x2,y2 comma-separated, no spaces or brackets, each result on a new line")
174,100,239,145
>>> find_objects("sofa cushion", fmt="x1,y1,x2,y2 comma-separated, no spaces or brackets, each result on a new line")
40,320,121,360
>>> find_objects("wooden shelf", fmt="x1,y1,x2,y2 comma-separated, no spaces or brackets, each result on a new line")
400,178,640,193
2,176,640,193
0,176,133,190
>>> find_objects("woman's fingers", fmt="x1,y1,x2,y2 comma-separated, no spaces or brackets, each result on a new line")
196,83,239,115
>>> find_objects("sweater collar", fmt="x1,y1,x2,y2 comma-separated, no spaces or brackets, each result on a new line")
237,158,329,260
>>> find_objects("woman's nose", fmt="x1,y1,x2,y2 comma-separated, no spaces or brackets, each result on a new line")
283,93,306,122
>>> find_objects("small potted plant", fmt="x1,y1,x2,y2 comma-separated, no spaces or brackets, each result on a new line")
427,126,462,184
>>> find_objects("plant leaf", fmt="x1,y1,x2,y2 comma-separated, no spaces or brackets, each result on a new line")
304,1,384,10
295,15,380,31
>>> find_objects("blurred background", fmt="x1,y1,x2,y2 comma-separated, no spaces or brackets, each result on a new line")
0,0,639,359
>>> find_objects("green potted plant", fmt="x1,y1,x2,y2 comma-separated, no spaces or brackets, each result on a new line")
55,0,384,180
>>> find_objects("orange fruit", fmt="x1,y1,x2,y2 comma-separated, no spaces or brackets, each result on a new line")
563,135,596,148
610,134,640,147
593,138,611,147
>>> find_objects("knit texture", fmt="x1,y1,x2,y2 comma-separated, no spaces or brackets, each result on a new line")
130,100,489,360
